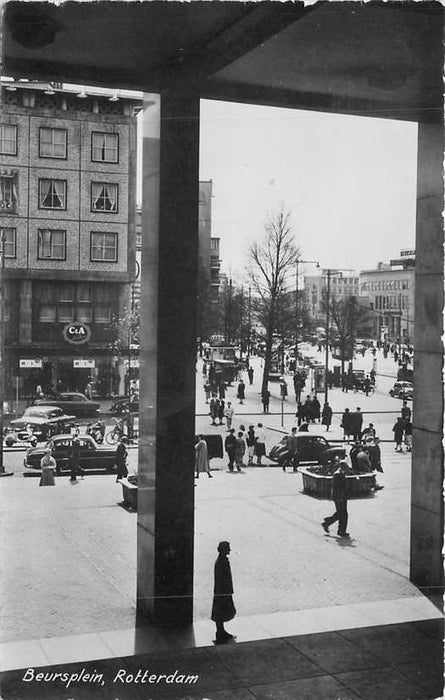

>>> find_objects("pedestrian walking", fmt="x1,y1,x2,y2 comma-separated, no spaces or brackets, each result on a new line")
321,459,351,537
401,400,412,422
85,380,93,400
255,423,266,466
295,401,306,426
69,436,83,482
195,435,213,478
280,378,288,400
36,384,44,400
204,381,212,403
261,388,270,413
224,401,234,430
115,436,129,481
321,402,332,431
246,425,256,466
211,541,236,644
393,417,405,452
234,431,246,472
404,420,413,452
224,429,237,472
351,407,363,442
39,448,56,486
281,426,299,472
340,408,353,441
218,382,226,400
209,395,220,426
367,437,385,491
237,379,245,404
247,367,254,385
217,398,225,425
312,396,321,423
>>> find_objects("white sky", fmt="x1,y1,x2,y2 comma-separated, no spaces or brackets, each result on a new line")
198,100,418,280
138,99,418,282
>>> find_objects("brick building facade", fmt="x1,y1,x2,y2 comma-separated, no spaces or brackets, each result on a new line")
0,81,140,399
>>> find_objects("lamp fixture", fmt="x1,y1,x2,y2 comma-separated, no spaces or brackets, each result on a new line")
108,91,119,102
5,83,17,91
77,89,87,99
44,84,55,95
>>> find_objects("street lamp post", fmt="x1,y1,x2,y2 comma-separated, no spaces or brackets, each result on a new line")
247,286,251,362
324,269,331,404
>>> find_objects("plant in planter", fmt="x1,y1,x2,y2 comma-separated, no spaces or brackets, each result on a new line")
120,473,138,510
301,462,376,498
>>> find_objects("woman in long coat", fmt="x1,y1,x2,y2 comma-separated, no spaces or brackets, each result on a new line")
195,436,213,478
321,402,333,431
211,541,236,643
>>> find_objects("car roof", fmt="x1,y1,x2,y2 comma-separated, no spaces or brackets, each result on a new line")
59,393,88,399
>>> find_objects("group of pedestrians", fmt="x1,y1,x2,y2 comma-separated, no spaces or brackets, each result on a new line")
224,423,267,472
393,401,413,452
340,407,364,442
295,394,321,425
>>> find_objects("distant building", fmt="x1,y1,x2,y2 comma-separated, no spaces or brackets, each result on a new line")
359,250,415,343
1,80,140,398
304,270,360,319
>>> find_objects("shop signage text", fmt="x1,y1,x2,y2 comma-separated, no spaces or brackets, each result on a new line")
73,359,95,369
19,359,42,368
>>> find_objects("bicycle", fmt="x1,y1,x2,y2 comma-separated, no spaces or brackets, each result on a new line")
105,418,126,445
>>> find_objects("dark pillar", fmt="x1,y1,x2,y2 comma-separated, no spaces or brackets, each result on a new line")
410,123,444,597
137,93,199,627
19,279,32,344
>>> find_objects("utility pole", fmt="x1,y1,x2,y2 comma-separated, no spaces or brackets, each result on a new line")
247,286,251,361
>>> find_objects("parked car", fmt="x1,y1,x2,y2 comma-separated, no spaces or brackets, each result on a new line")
36,392,100,417
389,381,414,400
24,434,118,474
269,434,346,466
110,396,139,415
9,406,76,442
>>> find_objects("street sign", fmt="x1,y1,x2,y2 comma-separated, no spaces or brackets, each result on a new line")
19,359,42,368
73,359,95,368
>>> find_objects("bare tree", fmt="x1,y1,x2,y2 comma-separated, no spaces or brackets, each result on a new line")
248,209,299,393
324,296,372,378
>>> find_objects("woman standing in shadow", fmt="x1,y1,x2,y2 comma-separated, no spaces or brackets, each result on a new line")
211,541,236,644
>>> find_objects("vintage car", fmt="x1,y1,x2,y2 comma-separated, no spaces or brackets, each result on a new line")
110,396,139,415
269,433,346,466
24,434,118,473
36,392,100,417
389,381,414,400
9,406,76,442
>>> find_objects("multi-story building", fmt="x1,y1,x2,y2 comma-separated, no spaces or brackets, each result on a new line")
359,250,415,343
1,80,140,398
304,270,360,320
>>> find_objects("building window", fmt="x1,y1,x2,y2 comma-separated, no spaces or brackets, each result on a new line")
90,232,117,262
39,128,67,159
39,179,67,210
94,285,113,323
0,175,17,212
91,132,119,163
0,124,17,155
0,227,16,258
91,182,118,212
37,229,66,260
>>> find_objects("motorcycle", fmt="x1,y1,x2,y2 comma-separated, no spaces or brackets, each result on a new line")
86,420,105,444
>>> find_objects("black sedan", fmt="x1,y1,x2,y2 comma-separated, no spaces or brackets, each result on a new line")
36,393,100,417
269,433,346,466
24,434,118,474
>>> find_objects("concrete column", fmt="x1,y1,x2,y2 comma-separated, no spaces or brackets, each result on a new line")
137,93,199,627
410,123,444,596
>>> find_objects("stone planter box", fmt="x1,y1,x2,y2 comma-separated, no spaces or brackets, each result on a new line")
300,467,376,498
120,479,138,510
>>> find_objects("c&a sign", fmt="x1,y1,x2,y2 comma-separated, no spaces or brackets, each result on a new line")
63,323,91,345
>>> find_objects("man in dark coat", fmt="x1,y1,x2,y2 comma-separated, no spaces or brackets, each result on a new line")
69,436,82,482
224,429,237,472
211,541,236,643
393,417,405,452
115,436,129,482
261,388,270,413
341,408,353,441
351,407,363,441
321,402,333,431
322,460,350,537
237,380,245,404
247,367,254,385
